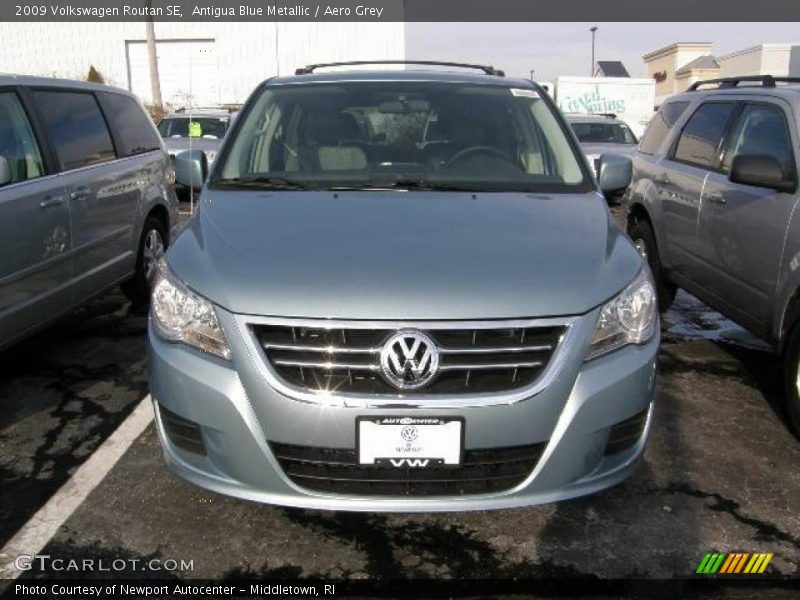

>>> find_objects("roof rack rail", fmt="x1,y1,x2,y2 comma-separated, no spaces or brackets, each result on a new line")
295,60,505,77
689,75,800,91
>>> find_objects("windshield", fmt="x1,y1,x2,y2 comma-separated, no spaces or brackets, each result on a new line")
216,82,588,192
158,116,229,139
570,121,637,144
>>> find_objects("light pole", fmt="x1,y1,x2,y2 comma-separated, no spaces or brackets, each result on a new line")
530,69,535,82
590,26,598,76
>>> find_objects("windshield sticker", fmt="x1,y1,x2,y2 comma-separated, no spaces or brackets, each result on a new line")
188,121,202,138
511,88,539,98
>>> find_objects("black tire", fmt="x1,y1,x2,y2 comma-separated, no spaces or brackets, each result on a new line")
783,323,800,437
121,216,168,305
628,218,677,312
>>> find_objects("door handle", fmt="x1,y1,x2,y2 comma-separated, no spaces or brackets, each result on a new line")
654,173,670,185
70,186,90,200
706,192,727,205
39,195,64,209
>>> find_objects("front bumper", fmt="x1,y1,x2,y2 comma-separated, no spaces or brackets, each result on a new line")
148,307,658,511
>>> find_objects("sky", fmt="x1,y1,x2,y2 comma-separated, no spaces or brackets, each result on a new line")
405,22,800,81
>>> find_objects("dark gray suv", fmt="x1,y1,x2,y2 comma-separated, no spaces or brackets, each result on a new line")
0,76,178,349
624,75,800,433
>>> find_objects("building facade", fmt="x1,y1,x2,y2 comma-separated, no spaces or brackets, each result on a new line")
718,44,800,79
0,22,405,107
642,42,715,106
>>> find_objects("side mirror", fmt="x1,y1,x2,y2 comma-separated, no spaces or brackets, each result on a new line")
0,156,11,186
729,154,796,193
597,153,632,193
174,150,208,189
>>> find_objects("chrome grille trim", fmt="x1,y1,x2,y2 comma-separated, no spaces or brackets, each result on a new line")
237,315,581,408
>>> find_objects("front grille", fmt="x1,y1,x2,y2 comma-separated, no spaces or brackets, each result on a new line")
604,409,648,456
270,442,546,496
253,323,566,395
160,406,205,455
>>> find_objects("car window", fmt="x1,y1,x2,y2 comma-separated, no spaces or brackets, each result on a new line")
672,102,737,170
0,92,45,187
33,91,116,171
722,103,796,176
570,122,637,144
218,82,588,193
639,100,690,154
99,93,161,157
158,116,228,139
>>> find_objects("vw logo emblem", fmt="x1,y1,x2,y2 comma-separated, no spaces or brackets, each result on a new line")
400,425,418,442
380,330,440,390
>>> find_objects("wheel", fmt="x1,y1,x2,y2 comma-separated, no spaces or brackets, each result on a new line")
121,216,167,305
628,218,676,312
783,322,800,436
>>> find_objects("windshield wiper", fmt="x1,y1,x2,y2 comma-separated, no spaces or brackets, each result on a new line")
216,176,314,190
329,180,479,192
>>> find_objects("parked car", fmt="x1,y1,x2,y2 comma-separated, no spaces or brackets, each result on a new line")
565,113,638,176
0,76,178,349
624,75,800,434
151,61,656,511
157,108,233,172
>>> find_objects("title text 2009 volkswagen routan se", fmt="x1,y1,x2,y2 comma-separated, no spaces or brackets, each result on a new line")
149,62,659,511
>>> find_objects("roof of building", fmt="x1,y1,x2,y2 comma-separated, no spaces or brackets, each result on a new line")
595,61,630,77
642,42,713,61
675,55,720,76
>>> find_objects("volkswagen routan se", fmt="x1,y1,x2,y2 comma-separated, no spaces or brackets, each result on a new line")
149,62,658,511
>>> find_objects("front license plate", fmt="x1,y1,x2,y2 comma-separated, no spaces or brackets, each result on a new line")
357,417,463,466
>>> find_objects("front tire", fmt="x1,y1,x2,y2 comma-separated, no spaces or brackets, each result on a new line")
783,322,800,436
628,218,676,312
122,216,167,305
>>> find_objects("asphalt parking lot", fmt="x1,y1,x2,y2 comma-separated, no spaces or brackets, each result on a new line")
1,208,799,591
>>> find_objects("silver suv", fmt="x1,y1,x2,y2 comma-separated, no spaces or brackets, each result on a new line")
624,75,800,434
0,76,178,349
151,61,657,511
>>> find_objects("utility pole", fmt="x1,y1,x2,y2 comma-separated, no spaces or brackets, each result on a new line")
145,0,162,109
590,26,598,76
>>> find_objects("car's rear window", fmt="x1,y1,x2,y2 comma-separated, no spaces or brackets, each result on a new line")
216,81,590,193
571,121,637,144
158,116,228,139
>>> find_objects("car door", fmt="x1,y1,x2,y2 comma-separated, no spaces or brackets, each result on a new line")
30,89,139,301
0,89,72,346
697,99,799,335
658,101,739,280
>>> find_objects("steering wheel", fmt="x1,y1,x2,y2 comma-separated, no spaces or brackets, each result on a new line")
444,146,516,170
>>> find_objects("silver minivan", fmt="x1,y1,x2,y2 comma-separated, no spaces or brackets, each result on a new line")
0,76,178,349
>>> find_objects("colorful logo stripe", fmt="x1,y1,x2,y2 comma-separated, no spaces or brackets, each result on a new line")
697,552,773,574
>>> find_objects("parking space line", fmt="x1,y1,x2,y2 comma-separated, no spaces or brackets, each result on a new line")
0,395,154,579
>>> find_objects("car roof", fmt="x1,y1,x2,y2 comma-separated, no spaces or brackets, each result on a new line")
267,69,533,89
163,111,231,118
668,83,800,104
0,74,134,97
564,113,626,125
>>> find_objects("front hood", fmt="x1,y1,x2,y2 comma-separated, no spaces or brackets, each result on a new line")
168,191,642,320
580,143,636,157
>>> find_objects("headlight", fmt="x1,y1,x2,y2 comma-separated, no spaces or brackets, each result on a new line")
586,268,657,360
151,263,231,360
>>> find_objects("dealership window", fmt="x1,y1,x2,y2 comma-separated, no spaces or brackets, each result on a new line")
99,93,161,157
672,102,737,170
722,103,796,177
32,91,116,171
638,100,690,154
0,93,45,187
